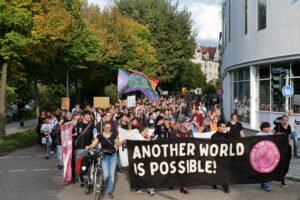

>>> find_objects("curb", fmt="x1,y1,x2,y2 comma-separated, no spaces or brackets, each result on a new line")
286,175,300,182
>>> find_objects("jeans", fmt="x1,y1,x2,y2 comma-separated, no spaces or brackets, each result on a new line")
291,132,298,156
75,149,88,184
260,182,271,189
57,145,63,167
44,137,51,156
102,153,117,193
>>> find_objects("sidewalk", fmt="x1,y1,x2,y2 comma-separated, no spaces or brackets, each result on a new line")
5,119,36,135
245,128,300,182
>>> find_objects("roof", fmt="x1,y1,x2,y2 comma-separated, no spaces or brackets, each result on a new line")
200,46,217,61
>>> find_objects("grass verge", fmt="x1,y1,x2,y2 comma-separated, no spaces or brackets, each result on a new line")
0,129,37,152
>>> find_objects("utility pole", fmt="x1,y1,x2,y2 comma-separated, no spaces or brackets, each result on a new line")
66,66,69,98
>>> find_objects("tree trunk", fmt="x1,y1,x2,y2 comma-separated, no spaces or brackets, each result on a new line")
0,63,8,138
74,81,80,104
34,81,40,119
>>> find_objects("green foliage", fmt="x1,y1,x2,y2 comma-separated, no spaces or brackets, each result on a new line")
202,83,216,95
5,86,17,106
0,0,33,61
104,84,119,104
179,62,207,90
39,84,66,109
0,129,37,151
1,0,211,112
115,0,197,88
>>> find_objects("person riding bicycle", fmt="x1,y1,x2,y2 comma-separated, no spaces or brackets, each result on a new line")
85,121,125,198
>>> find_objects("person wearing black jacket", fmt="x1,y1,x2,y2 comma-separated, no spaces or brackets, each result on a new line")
151,116,168,139
273,115,292,188
51,117,65,169
211,121,231,193
72,110,94,184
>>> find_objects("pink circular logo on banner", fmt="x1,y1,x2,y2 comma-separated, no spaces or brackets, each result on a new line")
250,141,280,173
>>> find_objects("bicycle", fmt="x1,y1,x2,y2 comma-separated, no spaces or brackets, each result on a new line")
81,148,113,200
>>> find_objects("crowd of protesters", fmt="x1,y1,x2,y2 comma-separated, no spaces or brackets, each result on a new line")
35,94,297,198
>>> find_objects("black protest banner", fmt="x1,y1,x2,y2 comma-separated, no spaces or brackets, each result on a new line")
127,134,291,188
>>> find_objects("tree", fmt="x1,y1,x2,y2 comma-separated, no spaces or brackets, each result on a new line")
80,4,158,101
180,62,206,90
0,0,34,137
115,0,197,89
104,84,119,104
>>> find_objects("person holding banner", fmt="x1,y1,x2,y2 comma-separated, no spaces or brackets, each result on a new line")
273,115,291,188
85,122,126,198
176,117,193,194
211,121,230,193
257,122,273,191
51,117,65,169
227,113,245,138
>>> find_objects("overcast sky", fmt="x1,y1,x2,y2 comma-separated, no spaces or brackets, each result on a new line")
88,0,222,47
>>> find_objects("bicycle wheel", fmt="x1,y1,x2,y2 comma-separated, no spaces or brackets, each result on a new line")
93,165,104,200
84,176,92,195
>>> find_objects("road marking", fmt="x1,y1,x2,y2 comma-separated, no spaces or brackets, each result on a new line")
0,157,13,159
33,169,51,171
19,156,32,158
9,170,27,172
0,155,46,159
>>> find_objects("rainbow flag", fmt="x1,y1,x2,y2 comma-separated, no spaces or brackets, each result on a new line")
118,69,159,101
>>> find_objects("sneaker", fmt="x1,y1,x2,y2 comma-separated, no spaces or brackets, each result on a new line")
264,187,271,191
136,189,142,194
224,188,231,193
180,187,189,194
50,151,54,155
147,189,155,196
212,185,218,189
281,183,288,188
107,192,114,198
45,155,49,160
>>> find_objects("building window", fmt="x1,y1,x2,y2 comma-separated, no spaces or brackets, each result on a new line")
258,0,267,30
258,65,270,111
232,68,250,123
244,0,248,34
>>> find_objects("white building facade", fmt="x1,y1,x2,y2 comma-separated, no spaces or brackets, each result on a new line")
192,46,220,83
221,0,300,130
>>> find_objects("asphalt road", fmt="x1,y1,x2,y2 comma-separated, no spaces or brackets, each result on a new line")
1,145,300,200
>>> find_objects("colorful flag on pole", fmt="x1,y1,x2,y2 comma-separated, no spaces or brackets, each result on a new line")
118,69,159,101
60,123,74,183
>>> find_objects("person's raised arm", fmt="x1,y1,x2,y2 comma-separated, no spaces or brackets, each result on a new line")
114,135,125,147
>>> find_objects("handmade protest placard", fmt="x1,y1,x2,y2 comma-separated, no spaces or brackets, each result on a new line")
127,95,136,108
126,134,291,188
61,97,70,110
93,97,110,108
